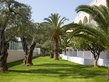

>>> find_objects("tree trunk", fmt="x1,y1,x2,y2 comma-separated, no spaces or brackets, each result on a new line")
50,41,54,58
88,43,103,68
26,42,36,66
50,54,54,58
93,53,100,67
94,58,98,67
64,48,67,55
0,31,9,72
21,37,29,65
53,39,59,60
50,50,54,58
21,37,36,66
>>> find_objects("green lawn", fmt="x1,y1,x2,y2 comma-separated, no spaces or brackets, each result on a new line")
0,56,107,82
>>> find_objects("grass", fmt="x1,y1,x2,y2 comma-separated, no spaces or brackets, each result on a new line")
0,56,108,82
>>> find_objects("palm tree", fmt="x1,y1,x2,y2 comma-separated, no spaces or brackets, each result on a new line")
63,0,109,67
75,0,109,49
44,13,67,60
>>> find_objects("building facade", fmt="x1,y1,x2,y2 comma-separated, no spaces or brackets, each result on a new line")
74,0,106,24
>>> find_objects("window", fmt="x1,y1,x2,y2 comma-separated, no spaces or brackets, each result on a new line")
79,20,82,24
83,16,88,24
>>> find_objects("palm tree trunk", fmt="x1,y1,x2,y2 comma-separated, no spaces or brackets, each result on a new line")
53,39,59,60
26,42,36,66
0,32,9,72
50,41,54,58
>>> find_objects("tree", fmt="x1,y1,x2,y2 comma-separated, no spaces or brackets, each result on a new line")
2,0,33,66
64,22,105,67
21,22,52,65
87,42,104,67
34,23,52,56
20,23,37,66
0,0,31,72
71,35,104,67
44,13,67,60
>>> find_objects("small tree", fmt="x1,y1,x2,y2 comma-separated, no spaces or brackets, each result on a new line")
64,23,105,67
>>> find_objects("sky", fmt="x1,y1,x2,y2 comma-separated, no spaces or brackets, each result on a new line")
16,0,91,24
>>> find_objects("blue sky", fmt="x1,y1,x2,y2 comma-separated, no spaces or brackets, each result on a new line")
16,0,91,24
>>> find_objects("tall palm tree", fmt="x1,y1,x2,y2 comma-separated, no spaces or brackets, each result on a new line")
44,13,67,60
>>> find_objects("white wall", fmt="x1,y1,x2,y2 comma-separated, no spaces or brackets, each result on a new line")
74,12,90,23
68,56,85,65
90,0,106,6
77,51,93,59
34,48,41,54
7,50,40,63
60,51,109,67
60,54,93,65
65,51,108,59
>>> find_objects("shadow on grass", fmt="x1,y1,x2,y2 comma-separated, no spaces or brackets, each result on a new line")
8,60,23,68
8,56,40,68
9,63,106,79
34,63,93,68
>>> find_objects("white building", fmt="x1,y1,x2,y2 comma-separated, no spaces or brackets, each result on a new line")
74,0,106,24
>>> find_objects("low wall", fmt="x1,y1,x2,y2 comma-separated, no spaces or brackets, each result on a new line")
60,54,93,65
68,56,85,65
98,59,109,66
60,50,109,67
7,50,40,63
63,51,109,59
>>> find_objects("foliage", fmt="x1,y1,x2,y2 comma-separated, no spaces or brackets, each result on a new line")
70,37,87,50
34,22,52,55
75,0,109,50
0,0,32,71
